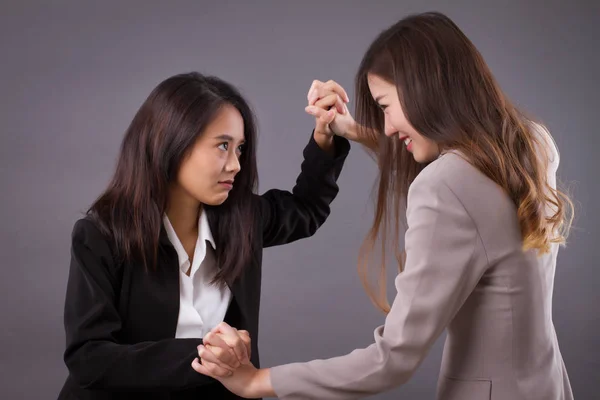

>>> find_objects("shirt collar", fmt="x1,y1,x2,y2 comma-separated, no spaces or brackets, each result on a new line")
163,211,216,268
199,210,216,250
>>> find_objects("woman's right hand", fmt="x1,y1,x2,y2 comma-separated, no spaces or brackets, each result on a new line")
305,79,359,142
196,323,252,377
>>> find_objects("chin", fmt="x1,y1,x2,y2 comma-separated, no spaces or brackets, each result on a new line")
204,194,229,206
413,152,437,164
412,153,426,163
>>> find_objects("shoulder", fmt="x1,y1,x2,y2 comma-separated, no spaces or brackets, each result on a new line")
72,215,106,243
410,151,486,199
409,152,514,222
71,215,117,264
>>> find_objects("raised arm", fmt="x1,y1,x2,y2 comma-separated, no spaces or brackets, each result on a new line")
257,130,350,248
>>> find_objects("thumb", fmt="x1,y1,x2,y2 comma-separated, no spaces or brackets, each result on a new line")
316,109,336,134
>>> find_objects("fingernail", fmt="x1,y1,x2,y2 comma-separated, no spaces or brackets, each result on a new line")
306,106,316,115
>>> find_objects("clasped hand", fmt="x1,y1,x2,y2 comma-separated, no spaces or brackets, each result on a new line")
191,322,252,377
191,322,269,398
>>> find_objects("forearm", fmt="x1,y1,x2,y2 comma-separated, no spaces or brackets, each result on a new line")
259,131,350,247
352,123,379,153
65,338,213,391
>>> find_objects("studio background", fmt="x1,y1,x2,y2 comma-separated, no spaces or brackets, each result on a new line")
1,1,598,398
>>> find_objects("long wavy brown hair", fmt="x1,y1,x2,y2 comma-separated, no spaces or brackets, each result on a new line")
354,12,574,313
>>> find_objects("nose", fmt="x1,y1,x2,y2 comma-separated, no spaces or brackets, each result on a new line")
225,151,241,174
383,114,397,137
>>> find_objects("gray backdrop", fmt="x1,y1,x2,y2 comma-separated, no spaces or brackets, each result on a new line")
1,1,598,399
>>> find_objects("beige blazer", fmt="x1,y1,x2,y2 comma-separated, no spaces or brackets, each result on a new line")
270,127,573,400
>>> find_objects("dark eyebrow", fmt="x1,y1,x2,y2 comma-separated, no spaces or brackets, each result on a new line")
214,134,245,144
214,134,234,141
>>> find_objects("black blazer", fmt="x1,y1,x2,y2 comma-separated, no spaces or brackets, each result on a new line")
57,133,350,399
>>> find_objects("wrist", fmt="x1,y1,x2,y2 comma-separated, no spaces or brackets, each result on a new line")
312,130,335,155
253,368,275,398
345,122,360,142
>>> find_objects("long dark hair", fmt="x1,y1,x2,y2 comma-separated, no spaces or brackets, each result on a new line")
88,72,258,285
354,12,574,312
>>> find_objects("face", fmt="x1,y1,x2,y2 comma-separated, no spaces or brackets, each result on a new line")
174,104,245,206
367,74,439,163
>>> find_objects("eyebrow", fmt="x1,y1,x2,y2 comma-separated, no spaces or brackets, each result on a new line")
374,94,386,103
214,134,234,141
214,134,245,143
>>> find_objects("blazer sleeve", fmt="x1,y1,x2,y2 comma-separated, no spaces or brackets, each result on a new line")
270,175,489,399
63,219,215,391
258,131,350,248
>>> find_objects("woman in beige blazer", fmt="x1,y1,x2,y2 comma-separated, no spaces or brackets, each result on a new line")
192,11,575,400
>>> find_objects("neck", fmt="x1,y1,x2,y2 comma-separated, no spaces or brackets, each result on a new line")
166,185,201,238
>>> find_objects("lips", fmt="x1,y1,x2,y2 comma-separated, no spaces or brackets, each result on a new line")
399,135,412,146
218,179,234,190
398,135,413,152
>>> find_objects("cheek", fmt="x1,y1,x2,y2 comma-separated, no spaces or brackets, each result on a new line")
178,156,214,189
389,104,408,128
416,138,439,161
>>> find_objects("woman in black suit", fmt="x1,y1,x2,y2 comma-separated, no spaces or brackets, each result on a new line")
58,72,350,399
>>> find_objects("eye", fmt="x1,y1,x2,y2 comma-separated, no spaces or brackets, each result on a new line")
218,142,229,151
378,104,388,111
237,144,245,155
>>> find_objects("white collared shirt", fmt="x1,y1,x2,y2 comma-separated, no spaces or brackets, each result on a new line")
163,212,232,338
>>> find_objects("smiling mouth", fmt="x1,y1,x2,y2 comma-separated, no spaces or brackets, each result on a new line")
399,135,412,147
